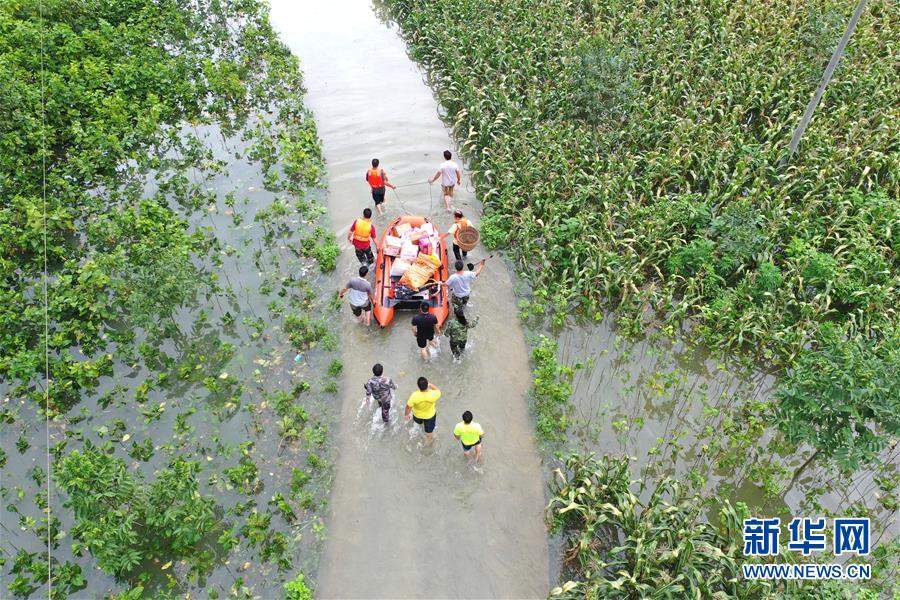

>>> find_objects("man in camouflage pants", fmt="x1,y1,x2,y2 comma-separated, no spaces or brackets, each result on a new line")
364,363,397,423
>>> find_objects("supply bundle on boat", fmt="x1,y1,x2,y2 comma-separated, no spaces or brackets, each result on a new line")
373,215,449,328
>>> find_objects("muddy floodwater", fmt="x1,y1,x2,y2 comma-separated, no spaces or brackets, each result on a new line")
269,1,550,597
555,318,897,545
1,118,339,598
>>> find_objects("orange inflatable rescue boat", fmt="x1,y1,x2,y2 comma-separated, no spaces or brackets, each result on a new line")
373,215,450,328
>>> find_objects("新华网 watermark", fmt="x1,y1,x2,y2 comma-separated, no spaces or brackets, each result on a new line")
741,517,871,581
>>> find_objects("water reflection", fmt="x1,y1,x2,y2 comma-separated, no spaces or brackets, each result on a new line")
556,316,895,534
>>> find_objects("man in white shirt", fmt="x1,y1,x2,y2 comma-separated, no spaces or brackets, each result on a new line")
339,265,375,326
429,149,461,211
441,258,485,312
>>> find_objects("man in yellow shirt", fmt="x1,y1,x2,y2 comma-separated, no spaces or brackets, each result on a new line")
453,410,484,464
405,377,441,444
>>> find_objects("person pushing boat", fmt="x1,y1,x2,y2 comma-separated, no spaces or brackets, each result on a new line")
339,265,375,326
365,158,396,216
442,258,485,312
444,308,478,362
411,301,441,361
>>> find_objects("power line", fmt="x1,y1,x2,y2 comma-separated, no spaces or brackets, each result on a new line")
38,0,53,596
780,0,868,166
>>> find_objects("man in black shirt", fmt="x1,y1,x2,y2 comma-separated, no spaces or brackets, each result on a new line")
411,302,440,361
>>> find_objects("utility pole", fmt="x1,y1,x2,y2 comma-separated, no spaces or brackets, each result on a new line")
780,0,868,166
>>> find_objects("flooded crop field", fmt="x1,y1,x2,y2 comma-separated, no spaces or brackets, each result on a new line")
2,0,897,598
555,319,897,528
1,3,340,593
2,119,340,597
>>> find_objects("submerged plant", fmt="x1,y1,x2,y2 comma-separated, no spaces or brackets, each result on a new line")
548,454,889,599
531,336,579,443
284,572,313,600
383,0,899,483
549,454,764,598
55,445,219,577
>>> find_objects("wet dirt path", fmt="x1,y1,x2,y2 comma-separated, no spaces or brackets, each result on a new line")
269,1,550,597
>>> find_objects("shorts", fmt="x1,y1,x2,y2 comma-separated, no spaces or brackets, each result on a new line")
461,439,482,451
413,414,436,433
351,301,372,316
371,187,386,205
355,247,374,264
442,185,455,196
450,339,465,357
416,332,434,348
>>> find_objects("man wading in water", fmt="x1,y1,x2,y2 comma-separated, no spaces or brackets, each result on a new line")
428,149,461,212
453,410,484,465
442,258,485,313
339,265,374,326
444,308,478,362
348,207,377,265
364,158,396,217
405,376,441,444
441,209,471,261
411,301,440,361
364,363,396,423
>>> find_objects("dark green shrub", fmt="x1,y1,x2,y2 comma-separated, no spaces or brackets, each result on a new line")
56,445,219,577
283,313,328,350
668,239,716,277
775,325,900,472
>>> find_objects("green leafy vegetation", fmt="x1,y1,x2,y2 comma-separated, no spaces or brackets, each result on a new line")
56,445,217,577
549,454,761,598
2,0,294,412
775,324,899,476
284,572,314,600
284,313,330,350
8,553,85,600
549,454,892,599
1,0,335,596
531,336,579,443
384,0,898,466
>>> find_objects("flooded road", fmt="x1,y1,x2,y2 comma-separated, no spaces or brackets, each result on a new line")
269,1,550,597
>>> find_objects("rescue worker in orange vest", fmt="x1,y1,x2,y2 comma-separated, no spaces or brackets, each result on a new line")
348,208,378,265
441,209,472,261
365,158,396,216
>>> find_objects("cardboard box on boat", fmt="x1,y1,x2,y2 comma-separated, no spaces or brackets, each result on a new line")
390,258,412,277
400,240,418,260
394,222,412,237
384,235,403,256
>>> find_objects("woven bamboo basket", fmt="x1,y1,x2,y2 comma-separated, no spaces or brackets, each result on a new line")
455,226,480,252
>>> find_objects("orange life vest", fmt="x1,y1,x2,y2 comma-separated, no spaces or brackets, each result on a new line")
353,219,373,243
367,168,384,188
